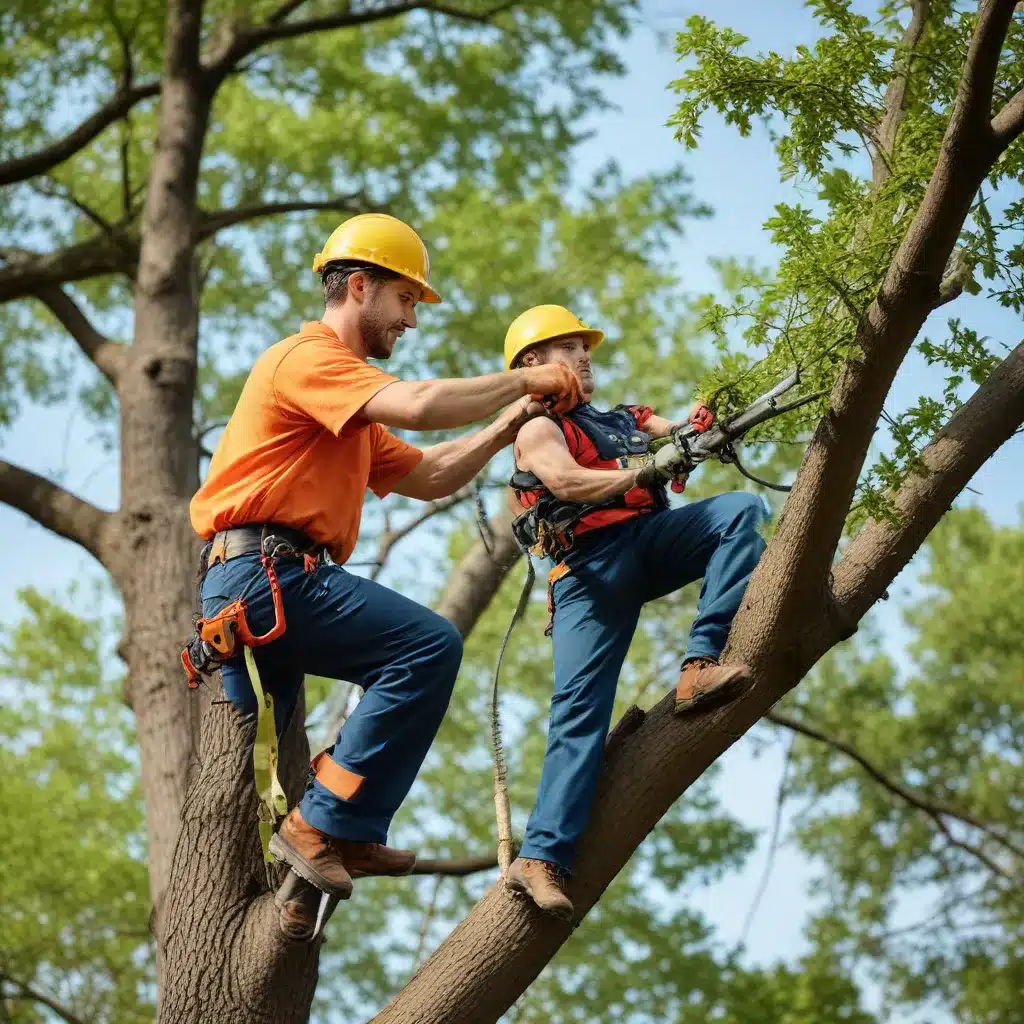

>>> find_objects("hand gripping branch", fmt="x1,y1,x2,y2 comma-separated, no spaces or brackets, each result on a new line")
647,369,825,492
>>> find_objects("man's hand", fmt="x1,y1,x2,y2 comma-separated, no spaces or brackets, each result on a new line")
635,445,680,488
520,363,583,416
689,402,714,433
494,395,546,445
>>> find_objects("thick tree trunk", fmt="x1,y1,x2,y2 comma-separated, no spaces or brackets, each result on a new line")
159,693,321,1024
114,506,204,921
436,512,521,636
117,0,210,925
367,635,835,1024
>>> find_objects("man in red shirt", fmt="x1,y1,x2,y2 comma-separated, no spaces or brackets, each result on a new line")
189,215,581,934
500,304,767,919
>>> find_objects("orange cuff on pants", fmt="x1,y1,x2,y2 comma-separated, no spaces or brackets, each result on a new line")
311,751,365,801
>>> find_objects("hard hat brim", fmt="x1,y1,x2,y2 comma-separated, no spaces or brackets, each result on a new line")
506,327,604,369
312,255,442,303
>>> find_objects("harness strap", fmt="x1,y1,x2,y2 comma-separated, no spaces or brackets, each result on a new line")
182,528,323,865
245,645,288,863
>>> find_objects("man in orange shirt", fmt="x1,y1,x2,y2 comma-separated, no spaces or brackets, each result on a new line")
188,214,581,933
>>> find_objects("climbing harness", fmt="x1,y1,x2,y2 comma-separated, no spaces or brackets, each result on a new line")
487,369,826,872
181,525,327,866
510,403,670,565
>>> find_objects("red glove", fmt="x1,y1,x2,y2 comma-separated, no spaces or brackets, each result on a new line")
689,402,714,433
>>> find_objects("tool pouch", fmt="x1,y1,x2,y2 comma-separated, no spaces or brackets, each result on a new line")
180,552,287,689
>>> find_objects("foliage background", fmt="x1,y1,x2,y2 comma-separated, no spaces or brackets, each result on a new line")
2,2,1022,1022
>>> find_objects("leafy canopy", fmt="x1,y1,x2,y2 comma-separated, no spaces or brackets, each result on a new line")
668,1,1023,526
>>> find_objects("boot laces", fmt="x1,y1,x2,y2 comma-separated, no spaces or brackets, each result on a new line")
540,860,569,889
683,655,718,672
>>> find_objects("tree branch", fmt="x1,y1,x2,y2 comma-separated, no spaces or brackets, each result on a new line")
0,80,161,188
991,84,1024,147
953,0,1019,140
195,195,373,241
928,811,1012,879
410,854,498,877
267,0,311,23
726,1,1023,672
207,0,516,78
30,178,116,234
0,237,138,306
32,286,128,384
0,459,111,564
0,975,88,1024
832,342,1024,622
435,506,522,639
370,487,476,582
765,708,1024,865
872,0,929,188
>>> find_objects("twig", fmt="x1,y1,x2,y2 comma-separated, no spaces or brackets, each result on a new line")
409,854,498,877
370,487,475,581
31,285,127,384
733,732,794,952
31,179,115,234
414,874,445,970
0,974,87,1024
767,709,1024,865
928,812,1011,880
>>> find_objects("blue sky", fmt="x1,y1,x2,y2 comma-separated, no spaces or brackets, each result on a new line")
1,1,1021,1019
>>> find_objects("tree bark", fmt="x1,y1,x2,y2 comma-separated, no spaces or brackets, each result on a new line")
832,341,1024,620
115,0,211,934
435,510,522,638
160,692,321,1024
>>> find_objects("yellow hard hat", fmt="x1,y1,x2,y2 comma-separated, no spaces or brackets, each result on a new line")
312,212,441,303
503,304,604,370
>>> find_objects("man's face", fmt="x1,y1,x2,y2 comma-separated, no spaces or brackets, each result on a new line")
527,334,595,399
359,276,420,359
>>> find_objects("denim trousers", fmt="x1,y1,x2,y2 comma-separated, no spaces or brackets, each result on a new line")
200,554,463,843
517,491,768,871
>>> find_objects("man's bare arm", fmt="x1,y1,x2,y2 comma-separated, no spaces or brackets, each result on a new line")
645,412,681,438
392,398,537,501
515,417,637,504
646,401,713,439
362,364,582,432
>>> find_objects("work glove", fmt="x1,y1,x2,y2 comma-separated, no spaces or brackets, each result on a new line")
635,441,689,489
521,364,584,416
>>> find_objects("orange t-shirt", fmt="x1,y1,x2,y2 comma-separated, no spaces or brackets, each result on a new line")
189,321,423,565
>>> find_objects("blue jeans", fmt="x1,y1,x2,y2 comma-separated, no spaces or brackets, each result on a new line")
199,555,463,843
517,492,767,872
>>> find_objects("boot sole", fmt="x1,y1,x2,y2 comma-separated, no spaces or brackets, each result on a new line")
674,673,750,715
348,862,416,880
503,876,574,921
269,834,354,900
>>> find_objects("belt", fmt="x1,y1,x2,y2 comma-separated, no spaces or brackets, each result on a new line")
207,523,327,567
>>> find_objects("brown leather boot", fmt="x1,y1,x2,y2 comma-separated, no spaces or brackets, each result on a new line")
504,857,574,921
268,807,354,899
674,655,751,714
333,840,416,879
